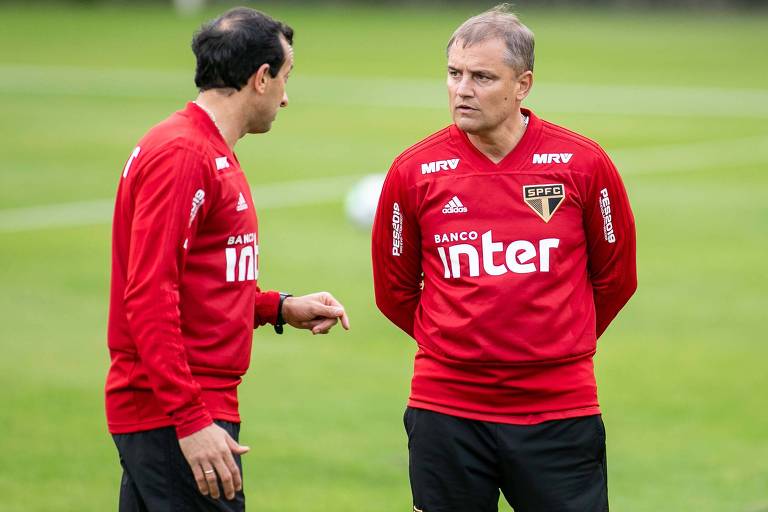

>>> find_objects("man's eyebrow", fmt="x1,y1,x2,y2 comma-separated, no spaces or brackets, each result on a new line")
447,64,497,76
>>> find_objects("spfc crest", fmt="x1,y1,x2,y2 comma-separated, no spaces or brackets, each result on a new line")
523,184,565,223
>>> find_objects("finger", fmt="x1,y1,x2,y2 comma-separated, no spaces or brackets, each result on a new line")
225,435,250,455
202,465,218,499
311,317,338,334
319,295,350,330
339,309,350,330
311,302,345,320
212,457,235,500
222,449,242,496
225,437,248,492
191,464,209,495
320,293,342,307
295,319,322,330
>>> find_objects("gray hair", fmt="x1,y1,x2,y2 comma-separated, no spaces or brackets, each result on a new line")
446,4,535,73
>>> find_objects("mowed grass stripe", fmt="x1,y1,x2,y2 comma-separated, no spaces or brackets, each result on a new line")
0,174,360,233
2,64,768,118
1,134,767,233
611,133,768,175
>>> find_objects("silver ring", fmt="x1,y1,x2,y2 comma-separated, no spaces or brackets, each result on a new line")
204,469,215,475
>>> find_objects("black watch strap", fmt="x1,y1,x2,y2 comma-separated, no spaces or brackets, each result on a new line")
274,292,292,334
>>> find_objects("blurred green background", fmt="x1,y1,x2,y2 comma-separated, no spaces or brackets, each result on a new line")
0,2,767,511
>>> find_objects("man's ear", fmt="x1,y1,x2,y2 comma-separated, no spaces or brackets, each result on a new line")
516,70,534,102
249,63,272,94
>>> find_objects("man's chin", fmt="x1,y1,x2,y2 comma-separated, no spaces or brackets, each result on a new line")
249,121,272,135
455,118,484,134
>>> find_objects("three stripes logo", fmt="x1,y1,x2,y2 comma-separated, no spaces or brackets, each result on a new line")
442,195,468,214
236,192,248,212
523,184,565,223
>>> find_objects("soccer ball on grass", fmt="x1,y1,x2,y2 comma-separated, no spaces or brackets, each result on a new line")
344,174,385,229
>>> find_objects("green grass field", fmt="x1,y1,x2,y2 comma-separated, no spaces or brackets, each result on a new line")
1,3,767,511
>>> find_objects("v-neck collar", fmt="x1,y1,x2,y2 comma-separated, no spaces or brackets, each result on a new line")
450,108,542,171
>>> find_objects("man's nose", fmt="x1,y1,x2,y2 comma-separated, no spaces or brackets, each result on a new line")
281,92,289,108
456,76,473,97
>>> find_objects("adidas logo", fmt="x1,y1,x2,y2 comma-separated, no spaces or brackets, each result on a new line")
236,192,248,212
442,195,468,214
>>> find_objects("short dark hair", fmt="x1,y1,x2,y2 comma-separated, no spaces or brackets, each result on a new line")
192,7,294,91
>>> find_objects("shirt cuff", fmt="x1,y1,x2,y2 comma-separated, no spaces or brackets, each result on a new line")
254,290,281,326
173,403,214,439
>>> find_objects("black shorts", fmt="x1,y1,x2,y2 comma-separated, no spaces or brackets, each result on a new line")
112,421,244,512
404,407,608,512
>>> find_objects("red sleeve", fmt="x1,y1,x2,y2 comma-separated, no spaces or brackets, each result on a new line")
371,162,422,338
584,150,637,338
254,289,280,327
123,144,214,438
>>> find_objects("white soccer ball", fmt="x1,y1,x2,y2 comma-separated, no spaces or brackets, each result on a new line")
344,174,385,229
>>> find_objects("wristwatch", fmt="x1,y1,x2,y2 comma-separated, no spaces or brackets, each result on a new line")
274,292,292,334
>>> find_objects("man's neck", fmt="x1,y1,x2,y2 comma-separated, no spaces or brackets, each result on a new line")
193,91,244,150
466,111,528,164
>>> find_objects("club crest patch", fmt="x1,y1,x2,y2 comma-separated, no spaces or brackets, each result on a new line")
523,184,565,223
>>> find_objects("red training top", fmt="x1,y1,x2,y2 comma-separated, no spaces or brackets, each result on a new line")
106,102,279,438
372,109,637,424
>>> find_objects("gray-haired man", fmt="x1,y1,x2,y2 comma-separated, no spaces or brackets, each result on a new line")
372,5,636,511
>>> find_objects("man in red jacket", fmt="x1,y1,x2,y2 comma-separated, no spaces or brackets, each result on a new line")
106,7,349,511
372,5,636,512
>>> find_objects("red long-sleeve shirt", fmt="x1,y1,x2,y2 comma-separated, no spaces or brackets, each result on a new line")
106,102,279,438
372,109,636,424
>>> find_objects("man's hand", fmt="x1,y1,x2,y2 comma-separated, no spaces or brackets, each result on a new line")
282,292,351,334
178,423,250,500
